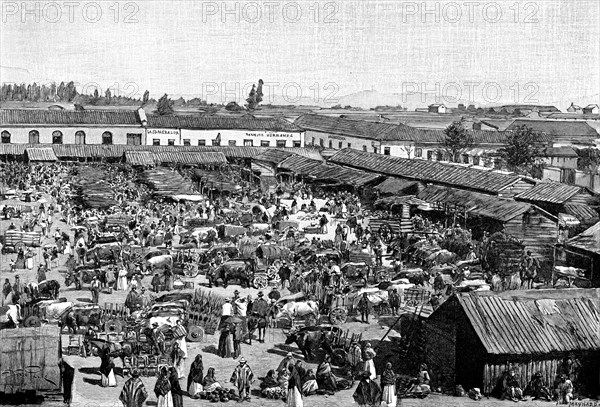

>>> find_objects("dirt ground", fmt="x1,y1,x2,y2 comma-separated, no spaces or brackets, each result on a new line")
0,198,587,407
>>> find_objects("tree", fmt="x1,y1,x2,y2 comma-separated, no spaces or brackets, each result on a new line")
498,125,543,172
156,93,174,115
142,90,150,105
575,148,600,173
105,88,112,105
441,118,473,162
246,79,264,110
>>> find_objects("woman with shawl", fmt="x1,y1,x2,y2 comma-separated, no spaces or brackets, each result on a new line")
217,323,234,358
99,348,117,387
316,355,337,392
119,369,148,407
286,365,303,407
117,266,128,291
363,343,377,380
202,367,222,393
170,342,186,379
187,354,204,398
353,371,381,407
168,367,183,407
154,366,173,407
380,362,398,407
260,369,282,399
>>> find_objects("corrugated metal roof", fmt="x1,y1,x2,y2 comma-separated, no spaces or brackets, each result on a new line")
568,221,600,255
448,290,600,355
0,109,140,125
507,119,600,137
329,149,525,194
25,147,57,162
253,149,295,164
515,182,583,204
153,151,227,165
417,185,531,222
278,154,380,186
295,114,543,144
124,151,155,166
147,115,303,131
373,178,420,195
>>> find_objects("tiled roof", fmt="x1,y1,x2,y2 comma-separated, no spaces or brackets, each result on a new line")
0,109,140,125
562,203,600,223
507,119,600,137
543,147,578,157
447,289,600,355
146,115,303,131
515,182,584,204
295,114,526,144
417,185,532,222
278,154,381,186
153,151,227,165
253,149,295,164
372,178,420,195
568,221,600,255
25,147,57,162
329,149,526,194
124,151,155,166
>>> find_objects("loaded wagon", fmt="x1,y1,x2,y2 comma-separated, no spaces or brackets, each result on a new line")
2,230,42,253
0,326,62,395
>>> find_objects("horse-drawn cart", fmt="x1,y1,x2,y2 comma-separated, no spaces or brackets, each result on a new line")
1,230,42,253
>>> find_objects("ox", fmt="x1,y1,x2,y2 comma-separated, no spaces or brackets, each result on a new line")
283,326,334,361
25,280,61,300
60,305,104,333
275,300,320,327
146,254,174,270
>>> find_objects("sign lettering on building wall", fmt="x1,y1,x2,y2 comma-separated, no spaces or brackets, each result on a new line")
147,129,180,136
245,132,295,138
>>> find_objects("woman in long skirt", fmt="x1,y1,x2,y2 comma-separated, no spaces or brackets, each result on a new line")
202,368,222,393
363,343,377,380
286,365,303,407
117,267,128,291
100,350,117,387
187,354,204,398
380,362,397,407
217,324,234,358
154,367,173,407
170,342,186,379
168,367,183,407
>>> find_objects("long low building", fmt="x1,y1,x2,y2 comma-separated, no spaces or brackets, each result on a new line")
0,108,305,148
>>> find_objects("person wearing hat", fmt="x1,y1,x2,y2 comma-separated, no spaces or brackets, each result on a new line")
277,352,297,375
12,275,24,305
251,291,269,343
120,368,148,407
152,323,166,355
230,358,254,402
388,288,400,316
278,261,291,290
151,272,161,293
90,275,101,304
347,340,363,377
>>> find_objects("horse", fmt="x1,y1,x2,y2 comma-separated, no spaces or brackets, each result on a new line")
25,280,61,300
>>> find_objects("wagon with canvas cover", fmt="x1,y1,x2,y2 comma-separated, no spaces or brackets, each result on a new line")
2,230,43,253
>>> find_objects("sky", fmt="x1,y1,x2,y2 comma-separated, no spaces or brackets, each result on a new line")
1,0,599,108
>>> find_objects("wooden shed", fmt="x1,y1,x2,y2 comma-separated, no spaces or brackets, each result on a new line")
0,325,62,393
426,290,600,398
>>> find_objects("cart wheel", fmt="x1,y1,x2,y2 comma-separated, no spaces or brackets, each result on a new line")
105,319,123,333
332,348,347,367
266,267,278,280
329,308,348,325
184,263,195,277
23,315,41,327
14,242,25,252
187,325,204,342
253,275,268,289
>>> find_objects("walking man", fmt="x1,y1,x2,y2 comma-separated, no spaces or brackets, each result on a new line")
90,276,101,304
230,358,254,401
358,292,370,324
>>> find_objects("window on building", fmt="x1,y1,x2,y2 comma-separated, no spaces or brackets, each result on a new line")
473,156,480,166
319,139,324,147
198,140,206,146
153,139,160,146
261,140,270,147
415,148,423,158
373,147,378,154
127,133,141,145
436,151,443,161
29,130,40,144
1,131,10,144
167,139,175,146
183,139,191,146
363,145,367,152
338,141,342,149
293,141,301,148
75,130,86,145
102,131,113,145
384,147,391,155
347,143,351,148
52,131,63,144
328,140,333,148
427,151,433,160
311,137,315,145
462,154,469,164
228,140,236,146
244,139,253,147
276,140,286,148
